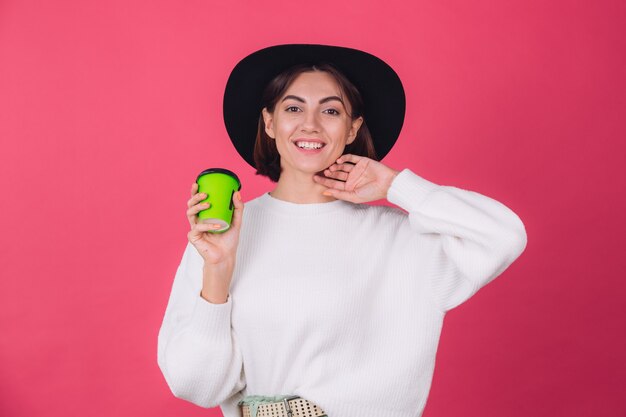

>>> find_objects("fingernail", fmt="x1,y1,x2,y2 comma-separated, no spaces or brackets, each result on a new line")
322,191,332,196
236,192,242,201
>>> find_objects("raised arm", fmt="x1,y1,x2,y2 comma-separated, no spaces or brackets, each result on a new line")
314,155,527,312
387,169,527,311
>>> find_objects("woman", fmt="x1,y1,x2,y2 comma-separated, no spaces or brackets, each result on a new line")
157,44,527,417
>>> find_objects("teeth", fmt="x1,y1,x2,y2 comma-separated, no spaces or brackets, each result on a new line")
296,141,324,149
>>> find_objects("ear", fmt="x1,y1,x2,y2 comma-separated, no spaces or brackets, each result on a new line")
346,116,364,145
262,108,275,139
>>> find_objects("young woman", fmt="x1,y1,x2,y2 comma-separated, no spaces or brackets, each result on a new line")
158,44,527,417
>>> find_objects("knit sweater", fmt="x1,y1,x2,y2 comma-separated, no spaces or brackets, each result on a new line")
157,168,527,417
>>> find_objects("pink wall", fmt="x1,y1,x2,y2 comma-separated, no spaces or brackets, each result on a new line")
1,1,624,416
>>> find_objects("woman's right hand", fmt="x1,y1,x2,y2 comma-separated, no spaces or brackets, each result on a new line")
186,182,244,267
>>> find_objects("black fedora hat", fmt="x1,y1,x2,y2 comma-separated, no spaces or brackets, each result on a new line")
222,43,406,168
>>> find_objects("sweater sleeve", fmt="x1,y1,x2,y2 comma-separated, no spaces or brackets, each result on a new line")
387,169,527,312
157,242,245,407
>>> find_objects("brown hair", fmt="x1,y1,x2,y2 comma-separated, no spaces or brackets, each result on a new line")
253,63,378,182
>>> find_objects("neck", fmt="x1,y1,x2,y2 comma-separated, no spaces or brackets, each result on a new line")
270,170,337,204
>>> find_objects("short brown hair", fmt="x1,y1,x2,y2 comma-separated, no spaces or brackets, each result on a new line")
253,63,378,182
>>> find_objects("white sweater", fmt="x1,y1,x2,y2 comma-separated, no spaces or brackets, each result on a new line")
157,168,527,417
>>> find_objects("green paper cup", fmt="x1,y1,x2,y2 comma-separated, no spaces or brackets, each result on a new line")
196,168,242,233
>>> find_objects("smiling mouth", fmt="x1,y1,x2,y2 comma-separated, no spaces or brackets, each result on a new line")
294,140,326,150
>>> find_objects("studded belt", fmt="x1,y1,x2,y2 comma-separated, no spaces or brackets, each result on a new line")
240,395,327,417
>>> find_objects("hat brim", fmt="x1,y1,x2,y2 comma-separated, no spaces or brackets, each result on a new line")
223,44,405,168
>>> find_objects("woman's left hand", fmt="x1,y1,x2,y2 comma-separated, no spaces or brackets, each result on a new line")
313,154,400,204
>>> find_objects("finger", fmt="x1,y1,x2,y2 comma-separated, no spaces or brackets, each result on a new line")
313,174,346,190
329,163,354,173
187,224,221,242
322,188,360,203
190,182,198,197
336,154,363,165
230,191,244,231
193,222,223,232
187,192,207,208
323,168,349,182
187,199,209,227
187,202,210,220
344,160,368,191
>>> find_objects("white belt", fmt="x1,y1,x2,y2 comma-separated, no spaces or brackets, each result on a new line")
240,396,326,417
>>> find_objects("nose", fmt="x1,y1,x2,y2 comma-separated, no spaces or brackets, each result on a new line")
300,110,321,133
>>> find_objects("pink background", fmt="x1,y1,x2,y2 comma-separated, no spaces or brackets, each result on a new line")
1,1,624,416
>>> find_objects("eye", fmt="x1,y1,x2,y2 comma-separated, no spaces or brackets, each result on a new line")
285,106,301,112
324,109,340,115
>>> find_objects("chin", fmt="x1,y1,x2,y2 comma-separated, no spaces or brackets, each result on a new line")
283,155,336,177
292,161,331,175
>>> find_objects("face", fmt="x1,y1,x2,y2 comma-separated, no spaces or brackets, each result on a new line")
262,71,363,178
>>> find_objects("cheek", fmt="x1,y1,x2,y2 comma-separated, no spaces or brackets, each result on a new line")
275,118,299,137
330,124,352,145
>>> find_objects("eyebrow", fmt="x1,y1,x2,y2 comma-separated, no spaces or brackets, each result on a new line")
281,95,345,107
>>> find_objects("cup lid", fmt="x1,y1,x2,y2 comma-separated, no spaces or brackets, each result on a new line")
196,168,242,189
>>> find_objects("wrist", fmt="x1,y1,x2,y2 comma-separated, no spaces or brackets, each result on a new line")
201,269,231,303
203,254,235,270
202,259,234,298
200,287,229,304
203,259,234,280
385,169,401,198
